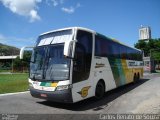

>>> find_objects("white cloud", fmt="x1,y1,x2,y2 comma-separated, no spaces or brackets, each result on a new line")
0,0,41,22
0,34,6,43
76,3,81,8
45,0,64,6
52,0,58,6
30,10,40,22
61,6,74,14
61,3,81,14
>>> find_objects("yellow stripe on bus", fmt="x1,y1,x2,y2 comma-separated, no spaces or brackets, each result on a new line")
51,83,58,87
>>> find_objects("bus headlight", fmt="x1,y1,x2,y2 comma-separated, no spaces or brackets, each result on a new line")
56,85,72,91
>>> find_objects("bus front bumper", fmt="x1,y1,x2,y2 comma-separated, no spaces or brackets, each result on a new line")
29,87,73,103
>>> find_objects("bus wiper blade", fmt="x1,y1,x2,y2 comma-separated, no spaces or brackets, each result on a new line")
32,78,57,82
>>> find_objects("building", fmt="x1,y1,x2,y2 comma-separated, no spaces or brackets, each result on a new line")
143,56,155,73
139,26,151,42
139,26,155,73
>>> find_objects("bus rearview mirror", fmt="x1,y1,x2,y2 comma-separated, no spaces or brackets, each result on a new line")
20,46,34,59
64,40,77,58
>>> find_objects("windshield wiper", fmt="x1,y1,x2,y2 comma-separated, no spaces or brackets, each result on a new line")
32,78,57,82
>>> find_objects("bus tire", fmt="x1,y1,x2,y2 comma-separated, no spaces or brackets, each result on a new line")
137,73,140,81
95,81,105,99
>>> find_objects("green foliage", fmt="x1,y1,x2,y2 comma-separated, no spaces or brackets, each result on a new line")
0,43,19,56
152,51,160,60
23,51,32,66
135,40,148,56
0,62,11,70
13,51,32,72
134,38,160,60
0,43,32,72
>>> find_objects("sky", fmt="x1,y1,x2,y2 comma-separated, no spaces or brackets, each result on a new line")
0,0,160,48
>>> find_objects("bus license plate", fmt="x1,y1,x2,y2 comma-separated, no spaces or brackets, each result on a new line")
41,94,47,97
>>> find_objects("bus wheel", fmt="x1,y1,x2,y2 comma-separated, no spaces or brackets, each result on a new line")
137,73,140,81
95,81,105,99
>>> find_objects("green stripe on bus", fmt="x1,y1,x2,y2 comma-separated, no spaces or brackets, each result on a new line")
40,82,46,86
40,82,51,87
45,82,51,87
108,58,126,86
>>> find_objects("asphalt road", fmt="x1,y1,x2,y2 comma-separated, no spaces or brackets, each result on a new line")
0,73,160,120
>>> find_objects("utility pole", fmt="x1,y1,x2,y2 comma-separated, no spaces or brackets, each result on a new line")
12,51,13,74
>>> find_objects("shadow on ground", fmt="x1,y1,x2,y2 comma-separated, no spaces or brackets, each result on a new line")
37,78,149,111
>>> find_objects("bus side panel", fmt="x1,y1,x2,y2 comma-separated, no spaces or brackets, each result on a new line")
108,59,143,87
121,59,134,84
125,60,143,82
93,57,117,92
71,78,95,103
71,57,118,103
108,57,127,86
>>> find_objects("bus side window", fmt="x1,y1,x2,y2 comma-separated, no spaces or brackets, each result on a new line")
120,46,127,59
72,30,93,83
109,41,120,59
95,35,109,57
74,43,85,72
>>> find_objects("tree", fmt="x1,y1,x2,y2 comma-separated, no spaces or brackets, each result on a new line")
0,43,19,56
134,38,160,60
134,40,148,56
13,50,32,72
13,56,23,71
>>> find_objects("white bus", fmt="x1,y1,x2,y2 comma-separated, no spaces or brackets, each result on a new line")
20,27,143,103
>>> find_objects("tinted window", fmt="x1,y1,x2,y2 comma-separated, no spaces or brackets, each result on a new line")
72,30,93,83
126,47,142,61
95,36,110,57
95,34,142,61
127,48,132,60
110,42,120,58
120,45,127,59
137,51,142,61
95,35,120,58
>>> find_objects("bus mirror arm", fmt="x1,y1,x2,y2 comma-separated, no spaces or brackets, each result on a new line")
20,46,34,59
64,56,77,61
64,55,73,59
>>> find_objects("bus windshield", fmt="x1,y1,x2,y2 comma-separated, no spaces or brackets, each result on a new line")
30,44,70,81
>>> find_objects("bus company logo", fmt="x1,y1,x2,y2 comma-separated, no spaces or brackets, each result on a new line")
95,63,105,68
78,86,91,98
128,61,137,66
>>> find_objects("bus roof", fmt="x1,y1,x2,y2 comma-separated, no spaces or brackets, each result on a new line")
40,27,141,52
40,27,96,36
96,32,142,52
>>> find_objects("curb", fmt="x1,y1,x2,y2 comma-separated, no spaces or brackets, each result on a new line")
0,91,29,97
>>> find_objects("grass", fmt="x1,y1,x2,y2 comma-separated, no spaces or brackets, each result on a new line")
0,69,11,72
0,73,29,94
